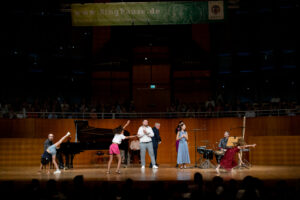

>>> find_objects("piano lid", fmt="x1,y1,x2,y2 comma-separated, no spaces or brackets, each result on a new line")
67,120,130,151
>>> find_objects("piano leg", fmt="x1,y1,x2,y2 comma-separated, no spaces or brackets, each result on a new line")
124,149,129,166
64,153,75,169
70,154,74,168
56,150,64,169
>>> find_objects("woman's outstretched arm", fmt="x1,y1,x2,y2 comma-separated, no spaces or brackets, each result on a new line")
122,120,130,129
238,144,256,149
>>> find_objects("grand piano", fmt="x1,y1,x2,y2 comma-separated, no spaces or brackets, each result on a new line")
59,120,130,168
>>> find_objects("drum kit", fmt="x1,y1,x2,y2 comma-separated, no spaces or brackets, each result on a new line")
197,145,224,169
194,116,251,169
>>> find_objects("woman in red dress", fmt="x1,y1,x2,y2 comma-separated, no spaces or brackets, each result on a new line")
216,141,256,173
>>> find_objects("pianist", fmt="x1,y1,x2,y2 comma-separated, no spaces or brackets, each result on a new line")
44,133,54,152
130,138,140,163
42,133,54,169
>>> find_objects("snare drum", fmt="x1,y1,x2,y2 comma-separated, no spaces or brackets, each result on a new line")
214,150,225,156
203,149,214,160
215,154,223,164
197,146,206,154
214,150,225,164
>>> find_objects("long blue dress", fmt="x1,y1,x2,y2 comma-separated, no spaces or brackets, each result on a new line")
177,131,190,164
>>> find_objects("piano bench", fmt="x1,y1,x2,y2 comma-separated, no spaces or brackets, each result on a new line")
96,150,111,163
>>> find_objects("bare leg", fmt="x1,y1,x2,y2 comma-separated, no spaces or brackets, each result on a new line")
53,132,71,147
116,154,121,173
231,168,236,174
216,164,220,174
107,155,113,173
52,155,59,170
46,163,50,174
238,152,244,165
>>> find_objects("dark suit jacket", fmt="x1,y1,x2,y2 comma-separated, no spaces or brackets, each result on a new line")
44,139,53,152
152,127,161,146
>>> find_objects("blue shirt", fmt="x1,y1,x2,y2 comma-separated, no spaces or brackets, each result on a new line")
218,137,228,149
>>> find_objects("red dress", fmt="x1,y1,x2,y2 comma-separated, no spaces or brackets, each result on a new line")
220,147,240,170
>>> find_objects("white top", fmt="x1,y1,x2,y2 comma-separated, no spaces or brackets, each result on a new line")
112,134,126,144
130,140,140,150
137,126,154,143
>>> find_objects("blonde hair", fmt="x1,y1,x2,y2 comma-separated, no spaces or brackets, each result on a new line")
236,137,246,146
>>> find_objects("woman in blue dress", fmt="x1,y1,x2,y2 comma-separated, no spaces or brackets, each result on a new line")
176,123,190,168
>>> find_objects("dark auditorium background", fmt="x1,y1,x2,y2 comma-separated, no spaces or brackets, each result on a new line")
1,0,298,114
0,0,300,199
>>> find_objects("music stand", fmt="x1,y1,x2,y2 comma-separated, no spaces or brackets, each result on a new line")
226,136,242,147
191,128,206,168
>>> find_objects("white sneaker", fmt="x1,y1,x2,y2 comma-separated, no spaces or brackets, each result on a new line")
141,166,145,169
152,165,158,169
54,170,61,174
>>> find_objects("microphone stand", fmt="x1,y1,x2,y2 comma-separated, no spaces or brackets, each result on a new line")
189,128,206,167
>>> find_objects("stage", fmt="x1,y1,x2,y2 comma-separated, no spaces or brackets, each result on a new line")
1,165,300,184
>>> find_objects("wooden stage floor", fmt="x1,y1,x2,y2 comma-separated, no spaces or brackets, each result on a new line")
1,165,300,183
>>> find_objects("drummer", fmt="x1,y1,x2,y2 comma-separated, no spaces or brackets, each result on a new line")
216,131,245,169
218,131,230,151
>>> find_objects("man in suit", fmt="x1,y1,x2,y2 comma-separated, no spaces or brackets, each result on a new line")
150,123,161,168
44,133,54,152
40,133,54,170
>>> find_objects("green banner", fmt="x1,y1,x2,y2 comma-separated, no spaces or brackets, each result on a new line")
72,1,224,26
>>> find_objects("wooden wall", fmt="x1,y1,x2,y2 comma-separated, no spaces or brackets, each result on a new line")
249,136,300,166
91,71,131,104
0,116,299,167
172,70,212,103
132,65,171,112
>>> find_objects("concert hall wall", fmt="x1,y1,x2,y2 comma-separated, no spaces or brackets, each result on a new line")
0,116,299,167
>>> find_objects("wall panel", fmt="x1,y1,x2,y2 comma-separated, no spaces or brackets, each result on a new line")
0,116,299,167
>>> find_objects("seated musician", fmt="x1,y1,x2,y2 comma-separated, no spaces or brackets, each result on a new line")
43,134,53,169
216,138,256,174
218,131,230,151
130,138,140,163
217,131,244,165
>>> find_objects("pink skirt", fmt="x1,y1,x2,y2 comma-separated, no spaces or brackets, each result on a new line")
109,143,120,155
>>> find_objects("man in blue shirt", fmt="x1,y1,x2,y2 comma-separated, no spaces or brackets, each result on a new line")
218,131,230,150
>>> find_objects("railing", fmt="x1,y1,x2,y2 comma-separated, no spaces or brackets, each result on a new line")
6,109,300,119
